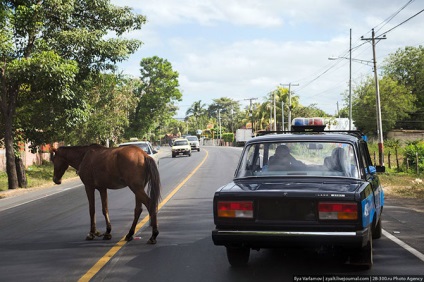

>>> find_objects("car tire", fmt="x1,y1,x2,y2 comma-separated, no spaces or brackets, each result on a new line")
350,231,373,269
198,148,200,152
172,153,176,158
226,246,250,267
372,215,382,239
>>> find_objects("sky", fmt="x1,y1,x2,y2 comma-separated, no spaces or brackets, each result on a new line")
109,0,423,119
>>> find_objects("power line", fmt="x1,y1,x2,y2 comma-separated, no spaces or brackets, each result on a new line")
374,0,415,34
296,2,421,109
379,8,424,37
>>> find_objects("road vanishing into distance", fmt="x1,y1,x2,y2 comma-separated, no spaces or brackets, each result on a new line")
0,146,423,281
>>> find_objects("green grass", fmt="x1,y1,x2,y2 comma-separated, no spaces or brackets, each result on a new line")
0,162,77,192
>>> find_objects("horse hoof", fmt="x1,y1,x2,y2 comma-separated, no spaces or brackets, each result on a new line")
86,234,95,240
103,234,112,240
147,238,157,244
125,235,133,241
94,231,103,237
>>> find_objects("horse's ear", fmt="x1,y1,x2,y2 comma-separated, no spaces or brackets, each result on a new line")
50,148,57,161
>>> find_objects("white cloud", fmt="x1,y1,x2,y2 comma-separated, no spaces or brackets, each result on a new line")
111,0,424,117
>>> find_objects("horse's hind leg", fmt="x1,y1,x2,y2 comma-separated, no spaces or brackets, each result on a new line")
99,189,112,240
147,200,159,245
125,194,143,241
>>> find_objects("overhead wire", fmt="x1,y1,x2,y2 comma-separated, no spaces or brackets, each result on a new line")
378,8,424,37
293,0,419,108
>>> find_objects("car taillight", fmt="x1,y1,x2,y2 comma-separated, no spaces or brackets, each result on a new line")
318,202,358,220
217,201,253,218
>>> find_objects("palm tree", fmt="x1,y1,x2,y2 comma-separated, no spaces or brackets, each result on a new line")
186,100,207,130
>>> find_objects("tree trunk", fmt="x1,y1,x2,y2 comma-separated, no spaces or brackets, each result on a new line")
1,79,19,190
15,157,27,188
4,114,19,189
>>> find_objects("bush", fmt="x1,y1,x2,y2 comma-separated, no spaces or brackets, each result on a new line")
403,141,424,171
222,133,234,143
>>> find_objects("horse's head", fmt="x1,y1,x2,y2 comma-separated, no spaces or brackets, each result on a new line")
51,147,69,185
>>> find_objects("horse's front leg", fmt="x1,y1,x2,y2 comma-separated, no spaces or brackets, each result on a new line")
85,186,102,240
99,188,112,240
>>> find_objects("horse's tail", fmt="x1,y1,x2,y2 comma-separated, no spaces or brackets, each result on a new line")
145,157,161,213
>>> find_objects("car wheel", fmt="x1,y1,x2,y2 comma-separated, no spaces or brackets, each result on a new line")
350,231,373,269
198,148,200,152
188,152,191,157
372,216,382,239
226,246,250,267
172,153,176,158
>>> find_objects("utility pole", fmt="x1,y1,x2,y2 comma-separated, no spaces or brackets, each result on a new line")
349,28,352,130
280,83,299,131
337,101,340,118
281,101,285,131
244,97,258,130
273,91,277,131
218,109,222,146
361,28,386,167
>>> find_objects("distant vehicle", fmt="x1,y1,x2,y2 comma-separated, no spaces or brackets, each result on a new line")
326,118,357,131
186,136,200,151
212,117,384,269
235,128,253,145
118,141,160,167
171,138,191,158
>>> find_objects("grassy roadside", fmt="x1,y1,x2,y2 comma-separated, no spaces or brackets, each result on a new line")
379,174,424,199
0,162,77,198
1,163,423,199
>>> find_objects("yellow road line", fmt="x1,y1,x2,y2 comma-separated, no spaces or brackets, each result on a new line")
78,149,209,282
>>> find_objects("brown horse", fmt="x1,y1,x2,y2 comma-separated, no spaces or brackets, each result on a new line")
52,144,161,243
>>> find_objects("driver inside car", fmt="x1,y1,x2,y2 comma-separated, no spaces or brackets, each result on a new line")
268,144,305,170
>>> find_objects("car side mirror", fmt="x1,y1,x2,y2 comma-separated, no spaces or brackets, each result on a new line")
365,166,376,175
366,165,385,174
376,165,385,173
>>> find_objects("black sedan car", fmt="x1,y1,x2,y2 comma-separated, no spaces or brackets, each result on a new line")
212,119,385,269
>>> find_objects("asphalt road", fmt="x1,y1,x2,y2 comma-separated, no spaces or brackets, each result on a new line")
0,146,423,282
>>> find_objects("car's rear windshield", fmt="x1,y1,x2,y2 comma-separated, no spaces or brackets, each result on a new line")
235,141,360,179
120,143,151,154
186,136,198,141
174,140,188,146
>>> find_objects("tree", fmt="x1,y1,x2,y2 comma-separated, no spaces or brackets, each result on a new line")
166,119,185,138
208,97,241,133
294,104,329,118
352,76,415,135
185,100,207,130
0,1,146,189
254,87,302,131
127,56,182,139
65,74,139,145
383,46,424,129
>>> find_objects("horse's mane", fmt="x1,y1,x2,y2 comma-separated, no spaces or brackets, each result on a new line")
59,144,105,150
57,144,104,159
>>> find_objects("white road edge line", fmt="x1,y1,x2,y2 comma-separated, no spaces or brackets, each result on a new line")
382,229,424,262
4,184,82,210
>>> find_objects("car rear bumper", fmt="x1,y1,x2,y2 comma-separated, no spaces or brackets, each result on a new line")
172,150,190,153
212,228,369,249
